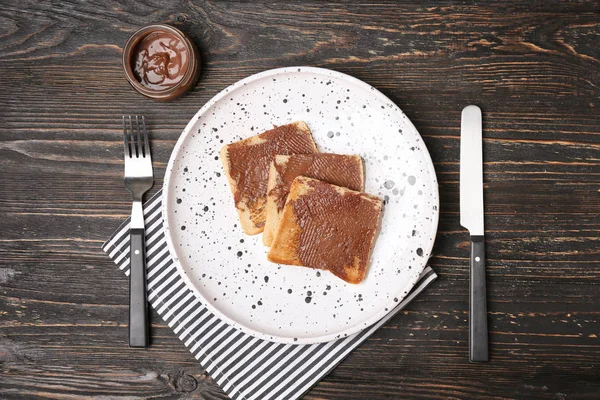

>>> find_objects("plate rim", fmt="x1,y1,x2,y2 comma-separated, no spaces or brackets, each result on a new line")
162,66,439,344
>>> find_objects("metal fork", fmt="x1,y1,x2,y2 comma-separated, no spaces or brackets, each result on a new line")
123,115,153,347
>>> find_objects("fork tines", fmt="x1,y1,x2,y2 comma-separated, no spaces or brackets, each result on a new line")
123,115,150,159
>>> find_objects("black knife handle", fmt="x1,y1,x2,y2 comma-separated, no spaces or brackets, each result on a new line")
469,235,488,362
129,228,149,348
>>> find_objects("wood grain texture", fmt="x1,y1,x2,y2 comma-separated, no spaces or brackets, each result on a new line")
0,0,598,399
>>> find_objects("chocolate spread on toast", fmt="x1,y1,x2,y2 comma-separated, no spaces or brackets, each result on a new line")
271,154,363,212
289,178,381,282
224,124,317,225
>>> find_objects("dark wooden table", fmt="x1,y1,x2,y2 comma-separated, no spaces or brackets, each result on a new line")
1,1,599,399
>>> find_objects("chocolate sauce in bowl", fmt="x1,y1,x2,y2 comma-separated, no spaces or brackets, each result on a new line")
132,31,189,90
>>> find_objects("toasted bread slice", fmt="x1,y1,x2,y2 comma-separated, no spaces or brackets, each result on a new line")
267,176,382,284
220,122,317,235
263,154,364,246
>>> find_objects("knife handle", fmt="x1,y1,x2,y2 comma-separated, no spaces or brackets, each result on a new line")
469,235,488,362
129,228,149,348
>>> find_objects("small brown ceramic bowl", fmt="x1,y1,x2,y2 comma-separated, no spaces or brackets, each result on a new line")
123,24,200,101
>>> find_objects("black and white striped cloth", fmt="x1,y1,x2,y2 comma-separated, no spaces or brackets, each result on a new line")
102,190,437,400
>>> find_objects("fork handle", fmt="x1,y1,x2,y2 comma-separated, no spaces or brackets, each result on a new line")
129,228,149,347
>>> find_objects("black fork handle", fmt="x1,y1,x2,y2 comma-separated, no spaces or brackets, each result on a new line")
129,228,149,347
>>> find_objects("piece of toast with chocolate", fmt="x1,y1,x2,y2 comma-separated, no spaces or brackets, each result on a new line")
220,122,318,235
267,176,382,284
263,154,364,246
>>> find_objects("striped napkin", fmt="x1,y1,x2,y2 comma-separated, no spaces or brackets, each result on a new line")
102,190,437,400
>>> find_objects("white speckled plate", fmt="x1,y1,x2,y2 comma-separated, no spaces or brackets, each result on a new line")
162,67,439,344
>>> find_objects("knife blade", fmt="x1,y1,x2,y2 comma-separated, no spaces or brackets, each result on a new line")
460,105,488,362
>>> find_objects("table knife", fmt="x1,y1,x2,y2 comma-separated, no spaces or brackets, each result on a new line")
460,105,489,362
